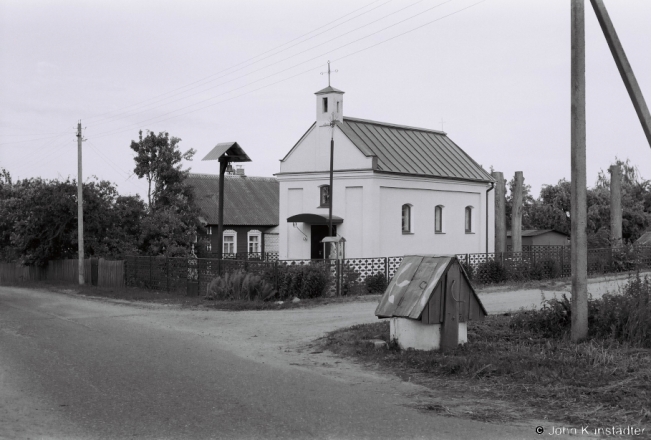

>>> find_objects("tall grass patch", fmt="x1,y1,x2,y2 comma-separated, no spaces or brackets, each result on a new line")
512,273,651,347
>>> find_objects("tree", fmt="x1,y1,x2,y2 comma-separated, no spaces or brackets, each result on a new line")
130,130,203,256
130,130,196,209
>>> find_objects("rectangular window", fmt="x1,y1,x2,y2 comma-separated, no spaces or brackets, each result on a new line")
206,243,212,252
223,235,235,254
336,101,340,113
320,185,330,207
322,97,328,113
207,226,212,235
248,235,260,253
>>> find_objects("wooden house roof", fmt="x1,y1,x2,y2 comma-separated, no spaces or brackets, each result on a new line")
185,173,278,226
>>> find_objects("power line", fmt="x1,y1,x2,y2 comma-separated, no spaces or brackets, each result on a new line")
89,0,463,138
86,0,428,129
81,0,388,125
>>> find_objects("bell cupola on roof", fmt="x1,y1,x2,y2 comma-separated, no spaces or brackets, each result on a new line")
315,61,344,125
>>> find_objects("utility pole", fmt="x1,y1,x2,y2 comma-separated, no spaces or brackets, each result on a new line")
491,171,506,253
609,164,622,247
571,0,588,342
511,172,524,252
590,0,651,148
76,121,85,285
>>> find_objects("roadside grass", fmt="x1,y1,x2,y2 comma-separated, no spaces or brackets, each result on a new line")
321,317,651,428
1,280,380,311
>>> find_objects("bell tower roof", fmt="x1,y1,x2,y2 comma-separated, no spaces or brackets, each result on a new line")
315,85,344,95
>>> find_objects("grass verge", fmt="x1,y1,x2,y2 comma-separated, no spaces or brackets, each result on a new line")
1,280,380,311
320,317,651,430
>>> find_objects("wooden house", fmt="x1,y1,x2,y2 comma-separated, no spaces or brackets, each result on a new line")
186,172,279,258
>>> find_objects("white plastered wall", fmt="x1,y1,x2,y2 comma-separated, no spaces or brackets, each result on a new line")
280,125,373,173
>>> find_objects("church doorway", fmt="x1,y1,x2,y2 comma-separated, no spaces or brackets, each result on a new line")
311,225,336,259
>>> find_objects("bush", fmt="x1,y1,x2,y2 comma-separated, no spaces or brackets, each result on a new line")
341,269,364,296
511,293,572,339
364,272,387,294
589,274,651,347
527,257,561,281
475,259,508,284
612,245,638,272
511,273,651,347
460,261,474,281
206,270,276,301
274,262,333,300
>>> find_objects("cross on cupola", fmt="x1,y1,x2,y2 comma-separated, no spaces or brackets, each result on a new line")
315,61,344,125
320,60,338,87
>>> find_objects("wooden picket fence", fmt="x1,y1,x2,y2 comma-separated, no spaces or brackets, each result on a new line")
0,258,124,288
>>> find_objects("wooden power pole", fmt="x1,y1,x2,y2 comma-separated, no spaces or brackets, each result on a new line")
571,0,588,342
590,0,651,148
492,171,506,253
76,121,85,285
609,164,622,246
511,172,524,252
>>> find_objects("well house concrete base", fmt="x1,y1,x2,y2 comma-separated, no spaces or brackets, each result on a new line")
390,318,467,351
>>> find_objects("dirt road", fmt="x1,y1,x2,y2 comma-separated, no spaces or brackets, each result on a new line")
2,273,636,439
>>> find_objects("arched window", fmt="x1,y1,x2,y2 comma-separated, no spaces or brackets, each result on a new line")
402,204,412,233
435,205,443,233
465,206,473,233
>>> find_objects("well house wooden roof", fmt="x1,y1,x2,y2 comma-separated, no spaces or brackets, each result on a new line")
186,173,279,226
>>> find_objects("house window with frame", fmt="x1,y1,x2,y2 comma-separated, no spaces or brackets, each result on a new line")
402,204,412,233
322,97,328,113
223,230,237,254
319,185,330,207
248,230,261,254
206,243,212,252
207,226,212,235
435,205,443,233
465,206,473,233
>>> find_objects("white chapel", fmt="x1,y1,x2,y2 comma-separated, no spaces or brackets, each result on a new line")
276,84,495,260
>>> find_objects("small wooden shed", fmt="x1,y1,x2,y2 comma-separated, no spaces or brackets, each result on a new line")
375,255,487,350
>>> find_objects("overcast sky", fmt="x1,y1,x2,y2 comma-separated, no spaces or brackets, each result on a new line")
1,0,650,201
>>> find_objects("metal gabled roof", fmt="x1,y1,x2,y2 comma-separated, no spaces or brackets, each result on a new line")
315,85,345,95
202,142,251,163
339,117,494,183
375,255,487,320
186,173,278,226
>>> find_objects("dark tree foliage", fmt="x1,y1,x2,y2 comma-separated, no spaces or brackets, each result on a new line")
129,130,203,256
510,159,651,247
130,130,196,209
0,175,145,265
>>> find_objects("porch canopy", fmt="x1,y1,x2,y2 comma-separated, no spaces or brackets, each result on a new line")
287,213,343,225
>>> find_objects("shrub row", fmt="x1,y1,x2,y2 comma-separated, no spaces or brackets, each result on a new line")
206,264,389,302
510,273,651,347
463,257,563,285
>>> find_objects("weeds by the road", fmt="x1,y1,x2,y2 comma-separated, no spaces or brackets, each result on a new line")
322,316,651,429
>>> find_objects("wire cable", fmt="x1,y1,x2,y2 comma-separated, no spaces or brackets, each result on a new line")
81,0,388,124
89,0,462,138
87,0,433,129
